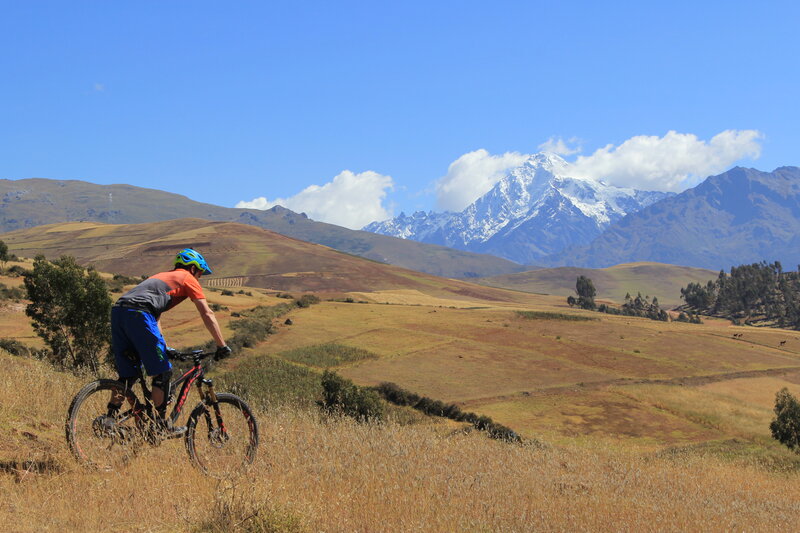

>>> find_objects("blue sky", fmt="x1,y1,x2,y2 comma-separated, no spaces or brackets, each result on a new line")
1,1,798,228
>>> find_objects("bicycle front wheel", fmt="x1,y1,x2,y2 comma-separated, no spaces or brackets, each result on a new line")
185,393,259,477
65,379,147,471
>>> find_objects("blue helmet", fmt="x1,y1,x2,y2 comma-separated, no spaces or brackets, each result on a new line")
174,248,212,275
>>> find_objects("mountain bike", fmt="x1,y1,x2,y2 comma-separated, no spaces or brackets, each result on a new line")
65,350,258,477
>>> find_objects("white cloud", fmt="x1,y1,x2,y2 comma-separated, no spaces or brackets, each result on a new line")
236,170,394,229
538,136,581,156
435,149,528,211
93,82,105,92
569,130,763,191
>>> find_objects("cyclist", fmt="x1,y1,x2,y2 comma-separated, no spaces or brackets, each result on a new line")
108,248,232,436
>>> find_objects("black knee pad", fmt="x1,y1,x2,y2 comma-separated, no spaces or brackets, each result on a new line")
151,370,173,398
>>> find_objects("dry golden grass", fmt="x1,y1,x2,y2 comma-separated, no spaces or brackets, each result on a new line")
2,351,800,532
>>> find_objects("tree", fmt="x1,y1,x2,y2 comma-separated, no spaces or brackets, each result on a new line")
575,275,596,310
770,387,800,452
23,255,112,372
0,240,8,268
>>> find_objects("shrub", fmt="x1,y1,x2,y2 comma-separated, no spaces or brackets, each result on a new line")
320,370,385,422
0,338,30,357
0,283,25,301
771,387,800,452
221,289,234,296
374,381,521,442
295,294,320,308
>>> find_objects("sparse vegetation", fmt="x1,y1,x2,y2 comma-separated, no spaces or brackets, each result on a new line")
278,343,378,368
375,382,521,442
0,282,25,301
515,310,596,322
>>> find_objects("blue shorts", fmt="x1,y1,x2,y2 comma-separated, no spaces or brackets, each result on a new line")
111,306,172,378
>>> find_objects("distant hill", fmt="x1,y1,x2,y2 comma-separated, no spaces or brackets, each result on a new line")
542,166,800,270
0,178,523,279
0,219,528,300
477,262,717,308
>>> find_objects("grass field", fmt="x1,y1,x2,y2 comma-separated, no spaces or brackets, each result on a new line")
3,240,800,529
3,349,800,531
478,261,718,308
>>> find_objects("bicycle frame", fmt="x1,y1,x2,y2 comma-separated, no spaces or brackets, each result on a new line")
117,351,219,434
167,353,219,426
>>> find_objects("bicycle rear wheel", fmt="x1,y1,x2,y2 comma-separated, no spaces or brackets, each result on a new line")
65,379,148,471
185,393,259,477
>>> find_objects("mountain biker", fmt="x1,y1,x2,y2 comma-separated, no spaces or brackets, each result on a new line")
107,248,232,436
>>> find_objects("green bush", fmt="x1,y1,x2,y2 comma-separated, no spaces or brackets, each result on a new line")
320,370,385,422
771,387,800,452
295,294,320,308
0,338,30,357
221,289,234,296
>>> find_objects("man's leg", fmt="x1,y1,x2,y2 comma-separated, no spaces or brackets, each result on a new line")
109,307,141,412
124,310,176,422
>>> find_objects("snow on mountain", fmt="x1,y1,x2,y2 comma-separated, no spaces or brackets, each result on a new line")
363,153,673,265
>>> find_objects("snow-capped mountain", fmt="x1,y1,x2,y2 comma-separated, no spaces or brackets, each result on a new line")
363,153,673,264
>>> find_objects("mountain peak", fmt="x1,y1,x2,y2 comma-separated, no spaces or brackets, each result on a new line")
522,152,570,175
365,153,672,263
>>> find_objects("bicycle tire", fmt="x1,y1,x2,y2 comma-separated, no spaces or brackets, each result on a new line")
65,379,148,471
184,393,259,477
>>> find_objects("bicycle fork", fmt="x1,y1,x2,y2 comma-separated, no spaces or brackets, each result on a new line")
197,378,230,446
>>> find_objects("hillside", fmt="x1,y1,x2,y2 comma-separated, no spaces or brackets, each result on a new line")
543,166,800,269
3,268,800,529
0,219,531,300
476,262,717,308
0,178,523,278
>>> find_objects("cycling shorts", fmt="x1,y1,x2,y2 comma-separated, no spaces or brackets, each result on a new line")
111,306,172,378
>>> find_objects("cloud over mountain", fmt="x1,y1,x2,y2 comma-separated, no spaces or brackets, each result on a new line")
433,130,762,212
569,130,763,191
236,170,393,229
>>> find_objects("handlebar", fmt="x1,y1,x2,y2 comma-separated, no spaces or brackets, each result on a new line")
170,350,216,363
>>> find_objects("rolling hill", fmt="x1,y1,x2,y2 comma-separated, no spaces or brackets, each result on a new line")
0,178,523,278
0,219,530,300
476,262,718,308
